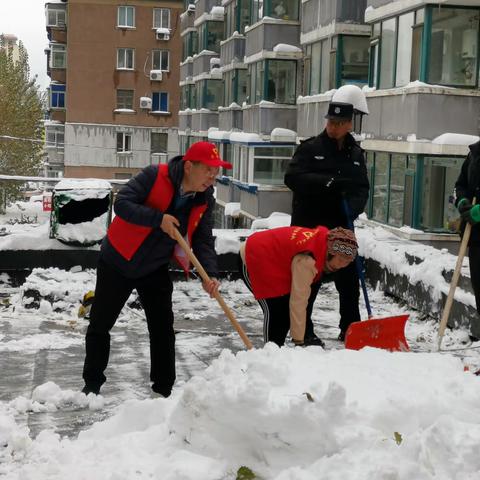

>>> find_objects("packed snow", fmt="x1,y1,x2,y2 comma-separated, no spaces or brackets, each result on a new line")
2,201,480,479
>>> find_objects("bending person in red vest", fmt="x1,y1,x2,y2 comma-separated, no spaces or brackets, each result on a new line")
82,142,232,397
239,226,358,347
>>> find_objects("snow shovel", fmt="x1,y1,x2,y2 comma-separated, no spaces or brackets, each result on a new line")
341,199,410,352
437,198,476,350
173,228,253,350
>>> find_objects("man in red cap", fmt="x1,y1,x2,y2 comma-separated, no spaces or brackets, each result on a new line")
239,226,358,347
82,141,232,397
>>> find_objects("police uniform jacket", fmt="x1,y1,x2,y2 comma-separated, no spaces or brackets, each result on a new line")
284,129,369,229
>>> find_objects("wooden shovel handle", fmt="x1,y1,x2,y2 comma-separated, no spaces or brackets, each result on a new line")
173,229,253,350
437,198,475,350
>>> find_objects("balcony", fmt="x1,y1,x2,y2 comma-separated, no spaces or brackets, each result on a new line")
243,104,297,136
219,106,243,131
180,9,195,31
180,59,194,83
220,35,246,66
193,51,219,77
245,19,300,58
191,109,219,132
178,110,192,131
236,183,292,218
194,0,222,21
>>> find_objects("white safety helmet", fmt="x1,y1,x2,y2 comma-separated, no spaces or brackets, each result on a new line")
331,85,369,115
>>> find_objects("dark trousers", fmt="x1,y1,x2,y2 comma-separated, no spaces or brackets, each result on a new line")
305,260,361,336
238,255,290,346
83,259,175,395
469,245,480,316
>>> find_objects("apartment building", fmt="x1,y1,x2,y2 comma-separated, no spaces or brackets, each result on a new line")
178,0,480,235
0,34,21,63
44,0,183,179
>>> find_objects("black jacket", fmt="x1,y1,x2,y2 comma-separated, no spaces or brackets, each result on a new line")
284,130,369,229
101,156,219,279
455,140,480,245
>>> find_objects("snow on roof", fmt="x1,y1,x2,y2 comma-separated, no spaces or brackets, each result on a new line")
210,6,225,16
270,128,297,142
229,132,264,144
54,179,112,191
432,133,480,146
251,212,291,230
208,130,231,141
224,202,240,217
273,43,302,53
156,28,170,34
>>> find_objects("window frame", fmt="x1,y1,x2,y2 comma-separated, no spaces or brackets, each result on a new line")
117,48,135,70
152,49,170,71
46,7,66,27
117,5,135,28
116,89,134,110
116,132,132,153
50,84,66,109
50,43,67,69
152,92,169,112
153,8,171,29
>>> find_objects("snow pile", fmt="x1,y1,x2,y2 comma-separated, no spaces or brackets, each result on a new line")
251,212,291,230
56,212,109,244
2,345,480,479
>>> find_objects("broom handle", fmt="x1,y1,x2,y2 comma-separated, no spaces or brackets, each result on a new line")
173,229,253,350
342,198,373,318
437,198,475,350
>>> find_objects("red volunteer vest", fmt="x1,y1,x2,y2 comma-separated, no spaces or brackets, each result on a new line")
107,164,207,272
245,226,329,299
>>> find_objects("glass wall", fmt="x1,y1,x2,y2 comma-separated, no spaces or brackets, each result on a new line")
371,152,389,222
182,31,198,61
395,12,414,86
428,7,479,87
266,60,297,104
387,154,406,227
199,21,224,53
379,18,397,88
420,157,462,231
225,0,249,37
268,0,299,21
180,84,193,109
253,146,294,184
224,68,248,105
195,79,223,110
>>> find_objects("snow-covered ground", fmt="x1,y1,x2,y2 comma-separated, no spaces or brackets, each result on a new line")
1,200,480,479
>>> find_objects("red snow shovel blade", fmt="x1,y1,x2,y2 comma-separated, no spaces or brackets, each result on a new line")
344,314,410,352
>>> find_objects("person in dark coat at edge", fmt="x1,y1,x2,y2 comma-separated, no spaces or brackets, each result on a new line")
82,141,231,397
284,101,370,343
455,139,480,341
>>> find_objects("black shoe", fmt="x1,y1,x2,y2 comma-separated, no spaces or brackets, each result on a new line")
338,332,346,342
151,384,172,398
302,336,325,348
82,384,100,395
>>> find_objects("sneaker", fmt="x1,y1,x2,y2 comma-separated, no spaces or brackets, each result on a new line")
81,385,100,395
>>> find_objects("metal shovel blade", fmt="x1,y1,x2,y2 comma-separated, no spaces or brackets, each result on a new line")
344,314,410,352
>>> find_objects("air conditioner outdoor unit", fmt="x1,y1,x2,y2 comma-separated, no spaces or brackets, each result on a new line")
156,29,170,41
140,97,152,109
150,70,163,81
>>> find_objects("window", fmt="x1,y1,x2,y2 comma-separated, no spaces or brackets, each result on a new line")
269,0,300,21
340,36,369,86
152,50,169,71
420,157,462,231
181,84,193,109
182,31,198,61
117,48,134,69
372,152,388,222
46,129,64,149
196,79,223,110
116,132,132,153
251,0,264,24
224,69,247,105
47,7,66,27
152,92,168,112
253,146,294,185
153,8,170,29
50,43,66,69
395,12,414,86
116,89,134,109
388,155,407,227
50,84,65,109
379,18,397,88
428,7,479,87
199,21,224,52
225,0,250,37
266,60,297,104
151,132,168,153
118,6,135,28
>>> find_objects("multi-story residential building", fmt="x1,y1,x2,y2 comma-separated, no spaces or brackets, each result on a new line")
0,34,21,63
179,0,480,237
44,0,183,179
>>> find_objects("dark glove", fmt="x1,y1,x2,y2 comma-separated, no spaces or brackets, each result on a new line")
461,204,480,225
458,198,473,215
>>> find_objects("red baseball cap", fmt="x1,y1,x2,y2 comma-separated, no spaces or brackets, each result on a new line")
182,141,233,169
